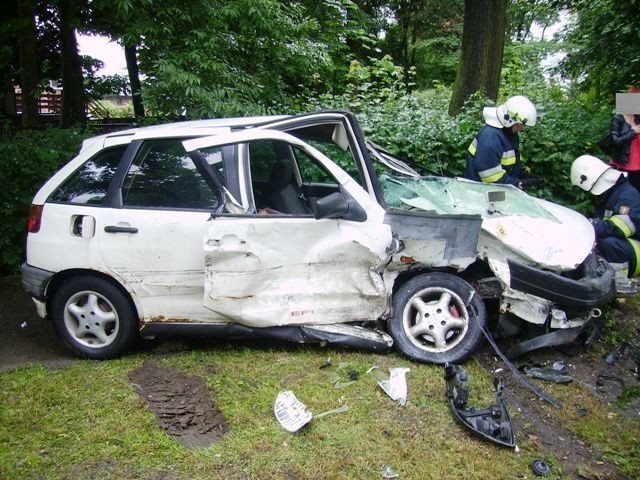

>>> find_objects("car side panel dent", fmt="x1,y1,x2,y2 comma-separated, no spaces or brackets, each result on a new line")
203,218,393,327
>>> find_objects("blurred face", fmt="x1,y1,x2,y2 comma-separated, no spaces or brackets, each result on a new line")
511,123,525,133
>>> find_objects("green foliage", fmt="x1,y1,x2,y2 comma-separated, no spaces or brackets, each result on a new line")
379,0,463,89
97,0,373,118
0,128,88,274
559,0,640,96
89,99,135,119
299,51,611,213
614,386,640,409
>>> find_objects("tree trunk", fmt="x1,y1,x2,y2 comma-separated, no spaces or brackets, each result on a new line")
17,0,39,129
59,0,86,127
448,0,507,116
124,44,145,118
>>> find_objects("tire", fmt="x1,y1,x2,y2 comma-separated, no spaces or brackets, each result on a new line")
51,276,138,359
390,272,486,364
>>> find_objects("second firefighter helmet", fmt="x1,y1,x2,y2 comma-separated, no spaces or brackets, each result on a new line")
571,155,622,195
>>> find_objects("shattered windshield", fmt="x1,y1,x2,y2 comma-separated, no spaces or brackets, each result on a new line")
366,142,558,221
379,174,559,221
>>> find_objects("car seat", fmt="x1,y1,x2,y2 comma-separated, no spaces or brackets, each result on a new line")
268,160,311,214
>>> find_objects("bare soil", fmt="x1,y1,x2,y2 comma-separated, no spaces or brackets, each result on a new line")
3,278,639,477
477,346,637,480
128,361,230,448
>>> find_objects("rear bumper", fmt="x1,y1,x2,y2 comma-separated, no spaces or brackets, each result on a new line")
508,256,615,307
21,263,54,300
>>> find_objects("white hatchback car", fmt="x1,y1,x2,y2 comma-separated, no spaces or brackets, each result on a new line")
22,111,614,363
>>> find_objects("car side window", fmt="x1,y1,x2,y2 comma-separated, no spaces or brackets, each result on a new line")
48,146,126,205
294,145,334,184
285,124,364,187
122,139,221,210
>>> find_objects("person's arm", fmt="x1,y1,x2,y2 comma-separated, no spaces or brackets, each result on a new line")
594,190,640,239
610,115,638,146
473,137,520,186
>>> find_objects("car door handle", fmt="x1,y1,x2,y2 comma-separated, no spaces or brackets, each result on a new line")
104,225,138,234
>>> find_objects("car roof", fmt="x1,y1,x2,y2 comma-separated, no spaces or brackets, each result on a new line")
87,114,291,151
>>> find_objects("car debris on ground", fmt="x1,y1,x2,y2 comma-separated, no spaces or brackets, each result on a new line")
273,391,348,433
443,363,516,448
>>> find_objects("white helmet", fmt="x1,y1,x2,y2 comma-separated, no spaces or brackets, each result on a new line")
571,155,622,195
484,95,537,128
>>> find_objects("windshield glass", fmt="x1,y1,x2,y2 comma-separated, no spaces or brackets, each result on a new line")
379,174,559,221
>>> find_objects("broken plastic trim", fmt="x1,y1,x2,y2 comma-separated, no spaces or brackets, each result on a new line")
141,322,394,352
274,391,313,432
505,310,600,360
444,363,516,448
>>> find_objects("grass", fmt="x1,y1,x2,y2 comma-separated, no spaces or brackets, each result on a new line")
0,345,560,480
1,339,638,479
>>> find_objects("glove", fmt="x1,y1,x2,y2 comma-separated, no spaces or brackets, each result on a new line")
520,177,545,188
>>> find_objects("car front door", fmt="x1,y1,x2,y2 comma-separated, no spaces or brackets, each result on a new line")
183,129,395,328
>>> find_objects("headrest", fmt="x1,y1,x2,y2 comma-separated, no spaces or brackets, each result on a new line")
269,160,294,191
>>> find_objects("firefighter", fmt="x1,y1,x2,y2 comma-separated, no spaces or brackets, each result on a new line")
465,95,538,187
571,154,640,282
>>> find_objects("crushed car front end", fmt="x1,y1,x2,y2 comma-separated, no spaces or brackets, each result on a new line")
376,169,617,333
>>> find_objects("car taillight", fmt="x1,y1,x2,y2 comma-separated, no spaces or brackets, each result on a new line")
28,204,43,233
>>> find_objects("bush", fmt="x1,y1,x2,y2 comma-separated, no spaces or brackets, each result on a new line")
0,128,89,274
298,68,612,215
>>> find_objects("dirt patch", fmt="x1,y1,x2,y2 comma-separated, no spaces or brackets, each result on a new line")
128,361,230,449
477,340,638,480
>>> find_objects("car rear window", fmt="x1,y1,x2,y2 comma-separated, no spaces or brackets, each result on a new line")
122,139,221,210
48,146,126,205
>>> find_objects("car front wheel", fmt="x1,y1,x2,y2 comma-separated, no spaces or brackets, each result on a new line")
390,272,486,364
51,276,138,359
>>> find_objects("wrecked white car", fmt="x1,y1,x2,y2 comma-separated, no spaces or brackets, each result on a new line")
21,111,614,363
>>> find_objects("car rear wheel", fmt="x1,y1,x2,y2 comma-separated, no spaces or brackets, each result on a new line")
390,272,486,364
51,276,138,359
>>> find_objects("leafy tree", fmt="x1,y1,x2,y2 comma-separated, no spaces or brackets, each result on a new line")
381,0,463,90
88,0,145,118
449,0,508,115
508,0,561,41
559,0,640,98
98,0,362,117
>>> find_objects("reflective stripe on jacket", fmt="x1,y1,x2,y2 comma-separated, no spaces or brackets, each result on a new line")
465,125,521,185
594,178,640,276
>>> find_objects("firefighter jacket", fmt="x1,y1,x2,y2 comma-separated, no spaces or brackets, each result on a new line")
594,176,640,274
465,125,521,185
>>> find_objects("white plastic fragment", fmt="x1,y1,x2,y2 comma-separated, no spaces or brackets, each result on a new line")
274,391,313,433
380,464,399,478
377,367,410,406
20,321,28,328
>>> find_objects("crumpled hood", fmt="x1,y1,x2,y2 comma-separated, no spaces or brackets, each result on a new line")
480,198,595,270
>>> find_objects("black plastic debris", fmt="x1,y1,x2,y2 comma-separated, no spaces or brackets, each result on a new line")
602,350,617,365
443,363,516,448
531,459,551,476
319,358,332,369
602,342,640,372
596,374,626,394
523,366,573,384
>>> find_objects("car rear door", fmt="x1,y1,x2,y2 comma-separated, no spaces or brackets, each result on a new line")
96,136,229,323
183,129,394,328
